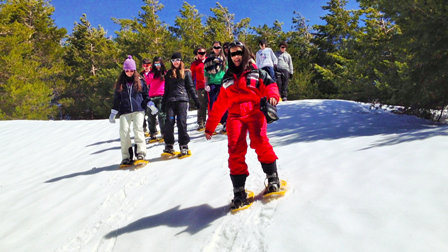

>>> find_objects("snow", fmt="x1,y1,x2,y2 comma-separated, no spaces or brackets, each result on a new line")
1,99,448,252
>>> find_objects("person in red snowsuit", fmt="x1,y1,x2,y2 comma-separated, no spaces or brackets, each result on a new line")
205,41,281,210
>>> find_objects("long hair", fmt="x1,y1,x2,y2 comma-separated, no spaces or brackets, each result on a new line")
167,60,185,79
212,41,226,69
227,43,252,75
114,71,142,92
150,56,166,81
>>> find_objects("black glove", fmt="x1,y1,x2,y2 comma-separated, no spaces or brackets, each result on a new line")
195,101,201,110
161,103,166,113
289,73,293,79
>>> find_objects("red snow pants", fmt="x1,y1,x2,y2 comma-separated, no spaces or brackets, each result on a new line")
226,109,278,176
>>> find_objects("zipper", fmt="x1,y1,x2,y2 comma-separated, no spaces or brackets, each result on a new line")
127,82,133,111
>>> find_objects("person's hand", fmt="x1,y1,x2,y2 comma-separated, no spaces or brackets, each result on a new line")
269,97,278,106
205,85,211,92
109,109,118,123
205,132,212,140
289,73,293,79
195,101,201,110
147,101,158,115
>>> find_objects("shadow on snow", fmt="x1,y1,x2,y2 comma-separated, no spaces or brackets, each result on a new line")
104,204,228,238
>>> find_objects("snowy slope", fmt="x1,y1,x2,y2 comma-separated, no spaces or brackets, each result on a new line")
1,99,448,252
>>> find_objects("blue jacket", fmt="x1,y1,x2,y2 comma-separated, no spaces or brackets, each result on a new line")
113,77,149,115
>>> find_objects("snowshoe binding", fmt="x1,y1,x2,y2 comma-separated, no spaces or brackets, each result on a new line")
134,153,148,168
161,144,180,157
230,187,254,213
178,145,192,159
263,172,287,198
119,158,134,169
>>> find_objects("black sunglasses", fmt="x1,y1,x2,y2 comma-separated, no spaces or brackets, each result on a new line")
213,46,222,49
230,50,244,57
197,51,206,55
229,41,244,48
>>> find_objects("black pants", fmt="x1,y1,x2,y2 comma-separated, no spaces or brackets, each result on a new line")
276,68,290,99
164,101,189,146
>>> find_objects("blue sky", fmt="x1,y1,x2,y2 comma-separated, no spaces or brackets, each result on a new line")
50,0,360,36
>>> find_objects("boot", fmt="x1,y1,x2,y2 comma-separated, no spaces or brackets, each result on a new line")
136,152,145,160
120,158,133,166
230,187,249,209
264,172,281,194
261,161,281,194
179,144,189,156
163,144,175,154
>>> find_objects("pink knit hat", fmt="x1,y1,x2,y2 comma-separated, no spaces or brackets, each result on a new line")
123,55,137,70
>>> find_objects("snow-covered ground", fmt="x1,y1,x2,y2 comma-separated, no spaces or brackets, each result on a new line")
1,99,448,252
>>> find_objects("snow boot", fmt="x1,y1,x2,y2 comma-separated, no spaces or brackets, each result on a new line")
163,144,175,154
264,172,281,194
136,152,145,160
179,144,190,156
261,161,280,194
220,122,227,134
230,187,249,209
120,158,133,166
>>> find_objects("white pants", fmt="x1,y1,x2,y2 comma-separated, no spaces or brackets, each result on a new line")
119,111,146,160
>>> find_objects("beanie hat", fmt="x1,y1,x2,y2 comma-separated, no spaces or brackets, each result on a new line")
171,52,182,60
123,55,137,71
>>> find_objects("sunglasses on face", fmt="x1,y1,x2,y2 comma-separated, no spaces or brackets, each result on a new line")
143,64,151,67
230,50,244,57
171,58,181,63
197,51,206,55
213,46,222,49
280,46,286,49
125,70,134,73
154,63,161,66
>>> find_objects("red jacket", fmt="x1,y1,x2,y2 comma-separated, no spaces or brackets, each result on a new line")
205,64,280,134
190,58,206,90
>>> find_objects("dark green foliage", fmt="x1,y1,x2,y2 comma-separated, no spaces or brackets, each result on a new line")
2,0,447,120
0,0,66,120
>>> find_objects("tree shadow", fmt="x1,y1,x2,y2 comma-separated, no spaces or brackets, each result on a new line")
267,100,444,148
104,204,228,238
44,164,118,183
86,138,120,147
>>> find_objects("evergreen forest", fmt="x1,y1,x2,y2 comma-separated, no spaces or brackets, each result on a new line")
1,0,447,120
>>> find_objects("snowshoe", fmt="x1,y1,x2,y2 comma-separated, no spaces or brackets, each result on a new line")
178,145,192,159
220,123,227,135
119,158,133,169
197,125,205,132
263,172,287,198
230,187,255,213
161,144,179,158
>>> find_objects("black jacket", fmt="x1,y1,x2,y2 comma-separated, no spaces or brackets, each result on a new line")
112,77,149,115
163,70,199,105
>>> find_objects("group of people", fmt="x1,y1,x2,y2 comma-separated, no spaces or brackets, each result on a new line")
109,40,293,210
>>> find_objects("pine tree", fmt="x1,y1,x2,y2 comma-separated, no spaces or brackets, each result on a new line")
62,14,119,119
0,0,66,120
358,0,448,116
170,2,206,65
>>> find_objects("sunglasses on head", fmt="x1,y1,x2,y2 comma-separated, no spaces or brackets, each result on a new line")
143,64,151,67
154,63,161,66
171,58,181,63
213,46,222,49
125,70,134,73
229,41,244,48
230,50,244,57
197,51,206,55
